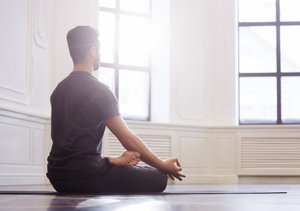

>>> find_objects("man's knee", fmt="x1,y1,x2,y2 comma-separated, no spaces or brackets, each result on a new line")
154,171,168,192
160,173,168,192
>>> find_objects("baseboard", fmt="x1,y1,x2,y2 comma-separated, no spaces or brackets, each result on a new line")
176,175,239,184
239,176,300,184
0,175,48,186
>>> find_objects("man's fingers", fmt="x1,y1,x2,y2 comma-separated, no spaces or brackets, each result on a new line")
169,175,175,180
133,151,141,158
177,172,186,177
176,159,181,168
175,165,182,172
172,174,182,181
169,171,186,181
174,175,182,181
169,158,182,171
170,158,178,163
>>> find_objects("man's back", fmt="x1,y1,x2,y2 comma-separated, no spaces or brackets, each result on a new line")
47,71,119,180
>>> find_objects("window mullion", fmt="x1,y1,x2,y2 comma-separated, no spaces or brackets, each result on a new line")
115,0,120,99
276,0,282,124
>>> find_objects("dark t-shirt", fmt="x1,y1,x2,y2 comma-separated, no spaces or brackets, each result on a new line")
47,71,120,180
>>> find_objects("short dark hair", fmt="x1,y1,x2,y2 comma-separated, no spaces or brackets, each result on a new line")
67,26,99,64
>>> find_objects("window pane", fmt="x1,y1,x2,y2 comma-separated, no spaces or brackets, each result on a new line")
99,11,115,63
281,26,300,73
280,0,300,21
240,77,277,123
238,0,276,22
281,77,300,123
119,70,149,120
99,0,116,8
119,15,150,67
120,0,150,13
239,26,276,73
98,67,115,93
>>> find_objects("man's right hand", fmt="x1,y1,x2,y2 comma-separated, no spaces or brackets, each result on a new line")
160,158,186,181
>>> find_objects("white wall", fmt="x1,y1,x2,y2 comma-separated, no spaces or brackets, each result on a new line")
0,0,50,185
151,0,170,123
170,0,237,126
50,0,98,91
0,0,50,116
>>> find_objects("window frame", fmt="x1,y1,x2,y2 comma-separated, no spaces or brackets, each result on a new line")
238,0,300,125
99,0,152,121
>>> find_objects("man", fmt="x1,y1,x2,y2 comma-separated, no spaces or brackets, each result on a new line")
47,26,185,193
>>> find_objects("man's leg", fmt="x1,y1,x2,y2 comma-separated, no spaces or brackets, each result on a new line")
50,165,167,193
92,165,168,193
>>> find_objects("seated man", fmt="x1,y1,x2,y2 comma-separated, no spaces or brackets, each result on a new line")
46,26,185,193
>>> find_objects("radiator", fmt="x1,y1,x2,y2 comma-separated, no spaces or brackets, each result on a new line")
103,132,172,165
239,137,300,175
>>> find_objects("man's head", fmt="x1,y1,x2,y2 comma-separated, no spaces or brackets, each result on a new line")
67,26,100,70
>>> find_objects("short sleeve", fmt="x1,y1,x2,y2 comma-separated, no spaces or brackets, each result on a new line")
93,86,120,121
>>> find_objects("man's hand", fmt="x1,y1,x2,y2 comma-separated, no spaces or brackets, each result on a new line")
160,158,186,181
108,151,141,166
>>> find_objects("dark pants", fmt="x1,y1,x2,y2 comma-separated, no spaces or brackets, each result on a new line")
49,165,168,194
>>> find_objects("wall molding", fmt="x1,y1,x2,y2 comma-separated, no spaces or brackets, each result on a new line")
0,0,34,105
34,0,49,48
0,106,49,124
0,174,47,186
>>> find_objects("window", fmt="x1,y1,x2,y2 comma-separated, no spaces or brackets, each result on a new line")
238,0,300,124
98,0,151,121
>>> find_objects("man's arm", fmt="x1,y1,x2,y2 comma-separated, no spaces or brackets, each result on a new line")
105,116,185,181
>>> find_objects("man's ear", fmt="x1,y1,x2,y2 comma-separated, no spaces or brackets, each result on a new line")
90,46,97,58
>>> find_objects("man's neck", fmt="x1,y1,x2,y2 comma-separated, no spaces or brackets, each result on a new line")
73,62,93,73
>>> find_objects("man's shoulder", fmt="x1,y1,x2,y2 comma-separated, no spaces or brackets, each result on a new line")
52,71,113,97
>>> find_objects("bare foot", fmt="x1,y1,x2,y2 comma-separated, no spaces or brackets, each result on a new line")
108,151,141,166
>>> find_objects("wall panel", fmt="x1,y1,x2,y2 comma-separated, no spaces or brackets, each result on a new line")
0,123,31,165
179,137,209,170
0,0,32,105
32,129,45,166
212,133,236,175
0,110,48,185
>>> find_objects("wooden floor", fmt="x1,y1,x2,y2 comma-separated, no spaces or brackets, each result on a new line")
0,184,300,210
